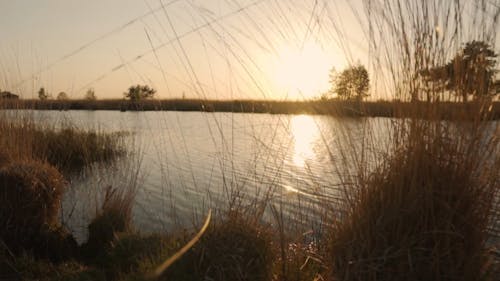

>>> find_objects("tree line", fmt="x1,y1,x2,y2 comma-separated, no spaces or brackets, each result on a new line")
22,40,500,103
419,40,499,102
36,85,156,101
323,40,499,102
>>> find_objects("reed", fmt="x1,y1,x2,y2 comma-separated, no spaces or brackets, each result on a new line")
31,127,126,172
328,119,499,280
2,99,499,119
83,185,137,260
0,116,126,172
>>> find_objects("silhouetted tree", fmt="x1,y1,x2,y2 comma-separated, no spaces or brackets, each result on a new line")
421,40,498,102
38,87,49,100
57,92,68,100
328,64,370,101
85,88,97,100
124,85,156,101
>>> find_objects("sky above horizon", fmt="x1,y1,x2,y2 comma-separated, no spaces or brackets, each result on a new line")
1,0,371,100
1,0,498,100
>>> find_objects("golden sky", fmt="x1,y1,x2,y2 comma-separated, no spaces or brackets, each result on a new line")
2,1,499,101
0,0,374,100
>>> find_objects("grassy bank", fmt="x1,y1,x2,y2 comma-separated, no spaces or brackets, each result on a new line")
0,116,130,279
2,99,499,119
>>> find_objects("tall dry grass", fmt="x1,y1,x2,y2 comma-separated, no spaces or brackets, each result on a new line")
325,1,500,280
0,110,130,264
0,113,126,172
0,159,66,243
161,211,275,281
328,120,499,280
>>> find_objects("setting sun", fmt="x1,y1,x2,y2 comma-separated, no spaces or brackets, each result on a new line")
273,43,333,99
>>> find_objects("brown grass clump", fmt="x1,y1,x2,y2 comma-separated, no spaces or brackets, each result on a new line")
32,224,78,262
0,160,66,244
276,240,325,281
83,185,136,259
328,121,499,281
0,148,11,168
165,212,275,281
96,233,176,280
195,215,275,281
0,159,76,261
0,117,125,173
1,254,103,280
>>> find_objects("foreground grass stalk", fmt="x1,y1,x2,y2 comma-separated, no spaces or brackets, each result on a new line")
150,209,211,279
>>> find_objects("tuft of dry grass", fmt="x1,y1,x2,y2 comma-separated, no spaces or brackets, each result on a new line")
324,0,500,279
97,233,177,280
163,211,275,281
0,116,126,173
0,159,79,262
83,185,137,260
0,159,66,239
31,127,126,172
327,117,499,281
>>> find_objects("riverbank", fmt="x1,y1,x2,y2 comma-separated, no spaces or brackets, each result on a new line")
2,99,499,119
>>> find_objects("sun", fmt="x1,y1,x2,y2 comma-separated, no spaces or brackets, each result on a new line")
273,43,332,99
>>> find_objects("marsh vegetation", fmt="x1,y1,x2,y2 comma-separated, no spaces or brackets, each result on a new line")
1,0,500,280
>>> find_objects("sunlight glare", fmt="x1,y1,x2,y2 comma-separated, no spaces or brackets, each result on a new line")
290,115,320,167
274,43,332,99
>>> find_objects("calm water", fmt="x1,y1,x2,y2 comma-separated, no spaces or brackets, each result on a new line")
5,110,393,240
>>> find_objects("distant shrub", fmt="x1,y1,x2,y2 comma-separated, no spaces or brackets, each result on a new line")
0,160,68,256
85,88,97,100
327,64,370,101
124,85,156,101
57,92,69,100
38,87,49,100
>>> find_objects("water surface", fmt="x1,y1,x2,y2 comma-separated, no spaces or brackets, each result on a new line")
6,110,393,240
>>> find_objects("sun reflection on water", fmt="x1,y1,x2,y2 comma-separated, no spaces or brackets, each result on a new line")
290,115,319,167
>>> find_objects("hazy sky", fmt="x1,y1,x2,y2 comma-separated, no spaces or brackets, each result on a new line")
1,0,373,100
2,1,499,100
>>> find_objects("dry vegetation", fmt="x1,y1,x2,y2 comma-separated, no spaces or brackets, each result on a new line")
2,98,499,119
328,116,499,280
0,115,126,171
0,0,499,280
